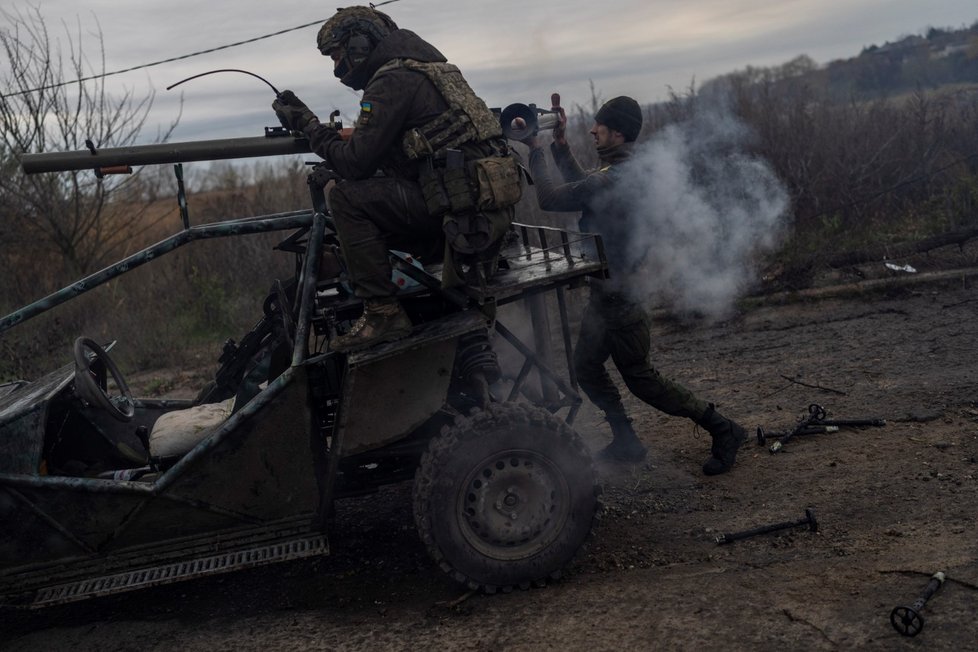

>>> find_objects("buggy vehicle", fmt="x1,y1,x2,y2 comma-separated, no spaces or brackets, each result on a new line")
0,133,607,608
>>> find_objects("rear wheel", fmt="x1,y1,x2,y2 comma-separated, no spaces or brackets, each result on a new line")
413,402,599,592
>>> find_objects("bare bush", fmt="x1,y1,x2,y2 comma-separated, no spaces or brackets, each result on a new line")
651,62,978,287
0,5,179,291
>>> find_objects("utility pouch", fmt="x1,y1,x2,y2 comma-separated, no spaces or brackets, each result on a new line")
471,156,523,210
443,212,493,255
419,161,451,217
420,149,476,217
443,168,475,214
444,148,475,214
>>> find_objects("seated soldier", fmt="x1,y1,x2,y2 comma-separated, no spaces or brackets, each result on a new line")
273,6,520,352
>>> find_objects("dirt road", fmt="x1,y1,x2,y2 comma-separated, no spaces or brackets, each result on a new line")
3,267,977,651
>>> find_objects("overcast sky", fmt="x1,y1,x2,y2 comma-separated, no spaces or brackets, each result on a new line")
7,0,978,145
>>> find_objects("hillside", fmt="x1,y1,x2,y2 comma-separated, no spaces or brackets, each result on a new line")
700,20,978,101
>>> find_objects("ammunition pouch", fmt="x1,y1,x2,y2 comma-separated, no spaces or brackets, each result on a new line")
472,155,522,211
420,154,521,255
420,155,522,215
390,57,519,262
419,161,475,218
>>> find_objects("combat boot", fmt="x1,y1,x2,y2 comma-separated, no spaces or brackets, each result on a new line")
697,404,747,476
330,298,412,352
597,414,647,463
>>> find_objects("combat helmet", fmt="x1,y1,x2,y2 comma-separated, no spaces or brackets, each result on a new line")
318,6,398,82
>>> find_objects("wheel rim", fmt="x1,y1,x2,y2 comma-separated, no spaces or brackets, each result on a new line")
456,448,570,561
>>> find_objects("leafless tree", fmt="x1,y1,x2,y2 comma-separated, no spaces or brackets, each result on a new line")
0,5,180,284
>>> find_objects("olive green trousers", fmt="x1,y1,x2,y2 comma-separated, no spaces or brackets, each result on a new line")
573,292,708,421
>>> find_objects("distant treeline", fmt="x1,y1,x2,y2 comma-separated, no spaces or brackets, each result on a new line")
703,21,978,101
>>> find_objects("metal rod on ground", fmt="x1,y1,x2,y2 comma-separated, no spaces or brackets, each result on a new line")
890,571,946,637
715,508,818,545
756,424,839,446
769,404,826,453
758,404,887,449
819,418,887,427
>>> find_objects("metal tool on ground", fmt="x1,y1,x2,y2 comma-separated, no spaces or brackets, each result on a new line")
817,417,886,427
890,571,946,637
766,403,826,453
759,403,886,452
714,508,818,545
756,423,839,446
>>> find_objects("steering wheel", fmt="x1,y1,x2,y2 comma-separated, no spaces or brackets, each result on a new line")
73,337,134,422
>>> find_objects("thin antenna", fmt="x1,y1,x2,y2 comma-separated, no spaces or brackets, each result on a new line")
166,68,281,96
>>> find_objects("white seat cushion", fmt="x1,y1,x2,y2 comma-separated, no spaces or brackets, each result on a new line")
149,398,235,458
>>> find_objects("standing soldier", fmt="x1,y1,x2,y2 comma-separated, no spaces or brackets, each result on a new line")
519,94,747,475
273,6,520,351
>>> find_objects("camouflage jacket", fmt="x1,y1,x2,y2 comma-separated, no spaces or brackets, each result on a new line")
304,29,491,182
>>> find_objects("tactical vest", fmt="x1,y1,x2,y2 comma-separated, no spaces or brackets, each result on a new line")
376,58,522,259
380,59,502,159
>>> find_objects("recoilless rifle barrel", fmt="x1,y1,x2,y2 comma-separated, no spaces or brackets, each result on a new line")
20,132,313,175
20,97,560,177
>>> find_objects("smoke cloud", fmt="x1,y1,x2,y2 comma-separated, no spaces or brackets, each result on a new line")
613,100,789,321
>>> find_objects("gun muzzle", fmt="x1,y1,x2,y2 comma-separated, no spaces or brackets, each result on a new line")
498,103,560,140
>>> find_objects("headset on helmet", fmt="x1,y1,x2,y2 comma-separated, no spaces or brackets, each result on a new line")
317,7,398,80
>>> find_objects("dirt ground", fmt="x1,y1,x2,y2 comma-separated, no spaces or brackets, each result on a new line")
3,249,978,651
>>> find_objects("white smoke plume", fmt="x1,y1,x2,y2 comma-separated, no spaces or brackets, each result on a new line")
615,101,789,321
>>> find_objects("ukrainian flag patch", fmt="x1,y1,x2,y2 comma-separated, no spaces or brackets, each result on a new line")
358,101,373,125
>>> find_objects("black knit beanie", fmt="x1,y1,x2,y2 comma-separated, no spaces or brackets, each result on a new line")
594,96,642,142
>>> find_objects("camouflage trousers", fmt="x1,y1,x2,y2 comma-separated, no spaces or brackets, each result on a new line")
328,177,444,299
573,291,708,422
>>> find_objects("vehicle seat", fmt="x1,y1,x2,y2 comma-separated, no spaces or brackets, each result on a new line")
148,397,235,459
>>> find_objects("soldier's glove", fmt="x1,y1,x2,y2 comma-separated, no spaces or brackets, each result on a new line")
272,90,320,134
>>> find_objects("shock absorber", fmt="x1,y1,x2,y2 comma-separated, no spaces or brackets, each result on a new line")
455,329,500,408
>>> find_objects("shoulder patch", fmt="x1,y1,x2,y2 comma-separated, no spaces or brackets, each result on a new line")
358,101,373,126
